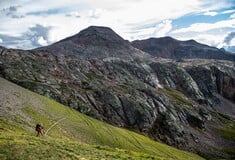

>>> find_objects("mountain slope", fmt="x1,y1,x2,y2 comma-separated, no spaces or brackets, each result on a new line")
1,46,235,159
37,26,149,59
0,77,204,160
132,37,235,61
1,26,235,159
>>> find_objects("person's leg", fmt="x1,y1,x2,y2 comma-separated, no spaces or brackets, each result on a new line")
39,130,43,136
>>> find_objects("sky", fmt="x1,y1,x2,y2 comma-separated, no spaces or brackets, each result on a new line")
0,0,235,52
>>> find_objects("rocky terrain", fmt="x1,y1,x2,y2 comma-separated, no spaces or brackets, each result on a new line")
0,26,235,159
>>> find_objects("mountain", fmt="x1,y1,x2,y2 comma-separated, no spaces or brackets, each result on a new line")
0,26,235,159
0,77,204,160
132,37,235,61
37,26,149,60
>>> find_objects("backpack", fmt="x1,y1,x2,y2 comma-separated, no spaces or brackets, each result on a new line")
36,124,41,131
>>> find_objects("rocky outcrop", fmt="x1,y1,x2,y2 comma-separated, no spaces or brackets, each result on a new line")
149,62,204,101
212,66,235,101
186,66,218,104
185,62,235,103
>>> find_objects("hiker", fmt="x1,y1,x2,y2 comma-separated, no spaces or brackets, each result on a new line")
36,123,43,136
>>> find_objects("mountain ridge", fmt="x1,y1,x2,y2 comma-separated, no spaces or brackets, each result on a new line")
2,26,234,61
132,36,235,61
35,26,235,61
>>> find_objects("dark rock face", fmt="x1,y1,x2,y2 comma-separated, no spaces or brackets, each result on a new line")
186,66,218,103
0,26,235,159
132,37,179,58
150,62,204,101
186,63,235,103
212,66,235,101
132,37,235,61
186,113,205,129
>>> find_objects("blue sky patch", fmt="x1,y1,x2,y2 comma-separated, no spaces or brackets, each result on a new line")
172,11,233,29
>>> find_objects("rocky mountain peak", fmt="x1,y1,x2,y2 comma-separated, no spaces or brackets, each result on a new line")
60,26,128,47
36,26,148,59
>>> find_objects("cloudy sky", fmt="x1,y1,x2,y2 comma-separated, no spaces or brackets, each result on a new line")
0,0,235,52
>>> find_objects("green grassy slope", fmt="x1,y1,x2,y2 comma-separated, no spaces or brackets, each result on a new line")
0,77,204,160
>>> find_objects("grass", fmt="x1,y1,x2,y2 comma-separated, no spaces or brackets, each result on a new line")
0,129,164,160
162,86,194,106
218,127,235,141
215,113,235,141
221,147,235,159
0,130,165,160
0,77,204,160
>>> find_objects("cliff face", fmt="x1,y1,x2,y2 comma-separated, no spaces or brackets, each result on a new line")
0,26,235,159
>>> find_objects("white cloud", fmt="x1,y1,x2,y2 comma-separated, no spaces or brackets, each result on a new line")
0,38,2,43
222,9,235,14
195,34,223,46
230,13,235,19
123,20,172,40
88,8,105,19
66,11,80,18
203,11,218,16
231,38,235,46
153,20,172,37
0,5,25,19
172,31,225,47
0,0,234,49
37,36,48,46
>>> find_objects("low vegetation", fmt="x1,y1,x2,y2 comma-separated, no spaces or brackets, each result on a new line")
0,77,204,159
216,113,235,141
162,86,194,106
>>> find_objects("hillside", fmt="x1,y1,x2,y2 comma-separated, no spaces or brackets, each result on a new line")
0,77,204,160
0,26,235,159
131,37,235,61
